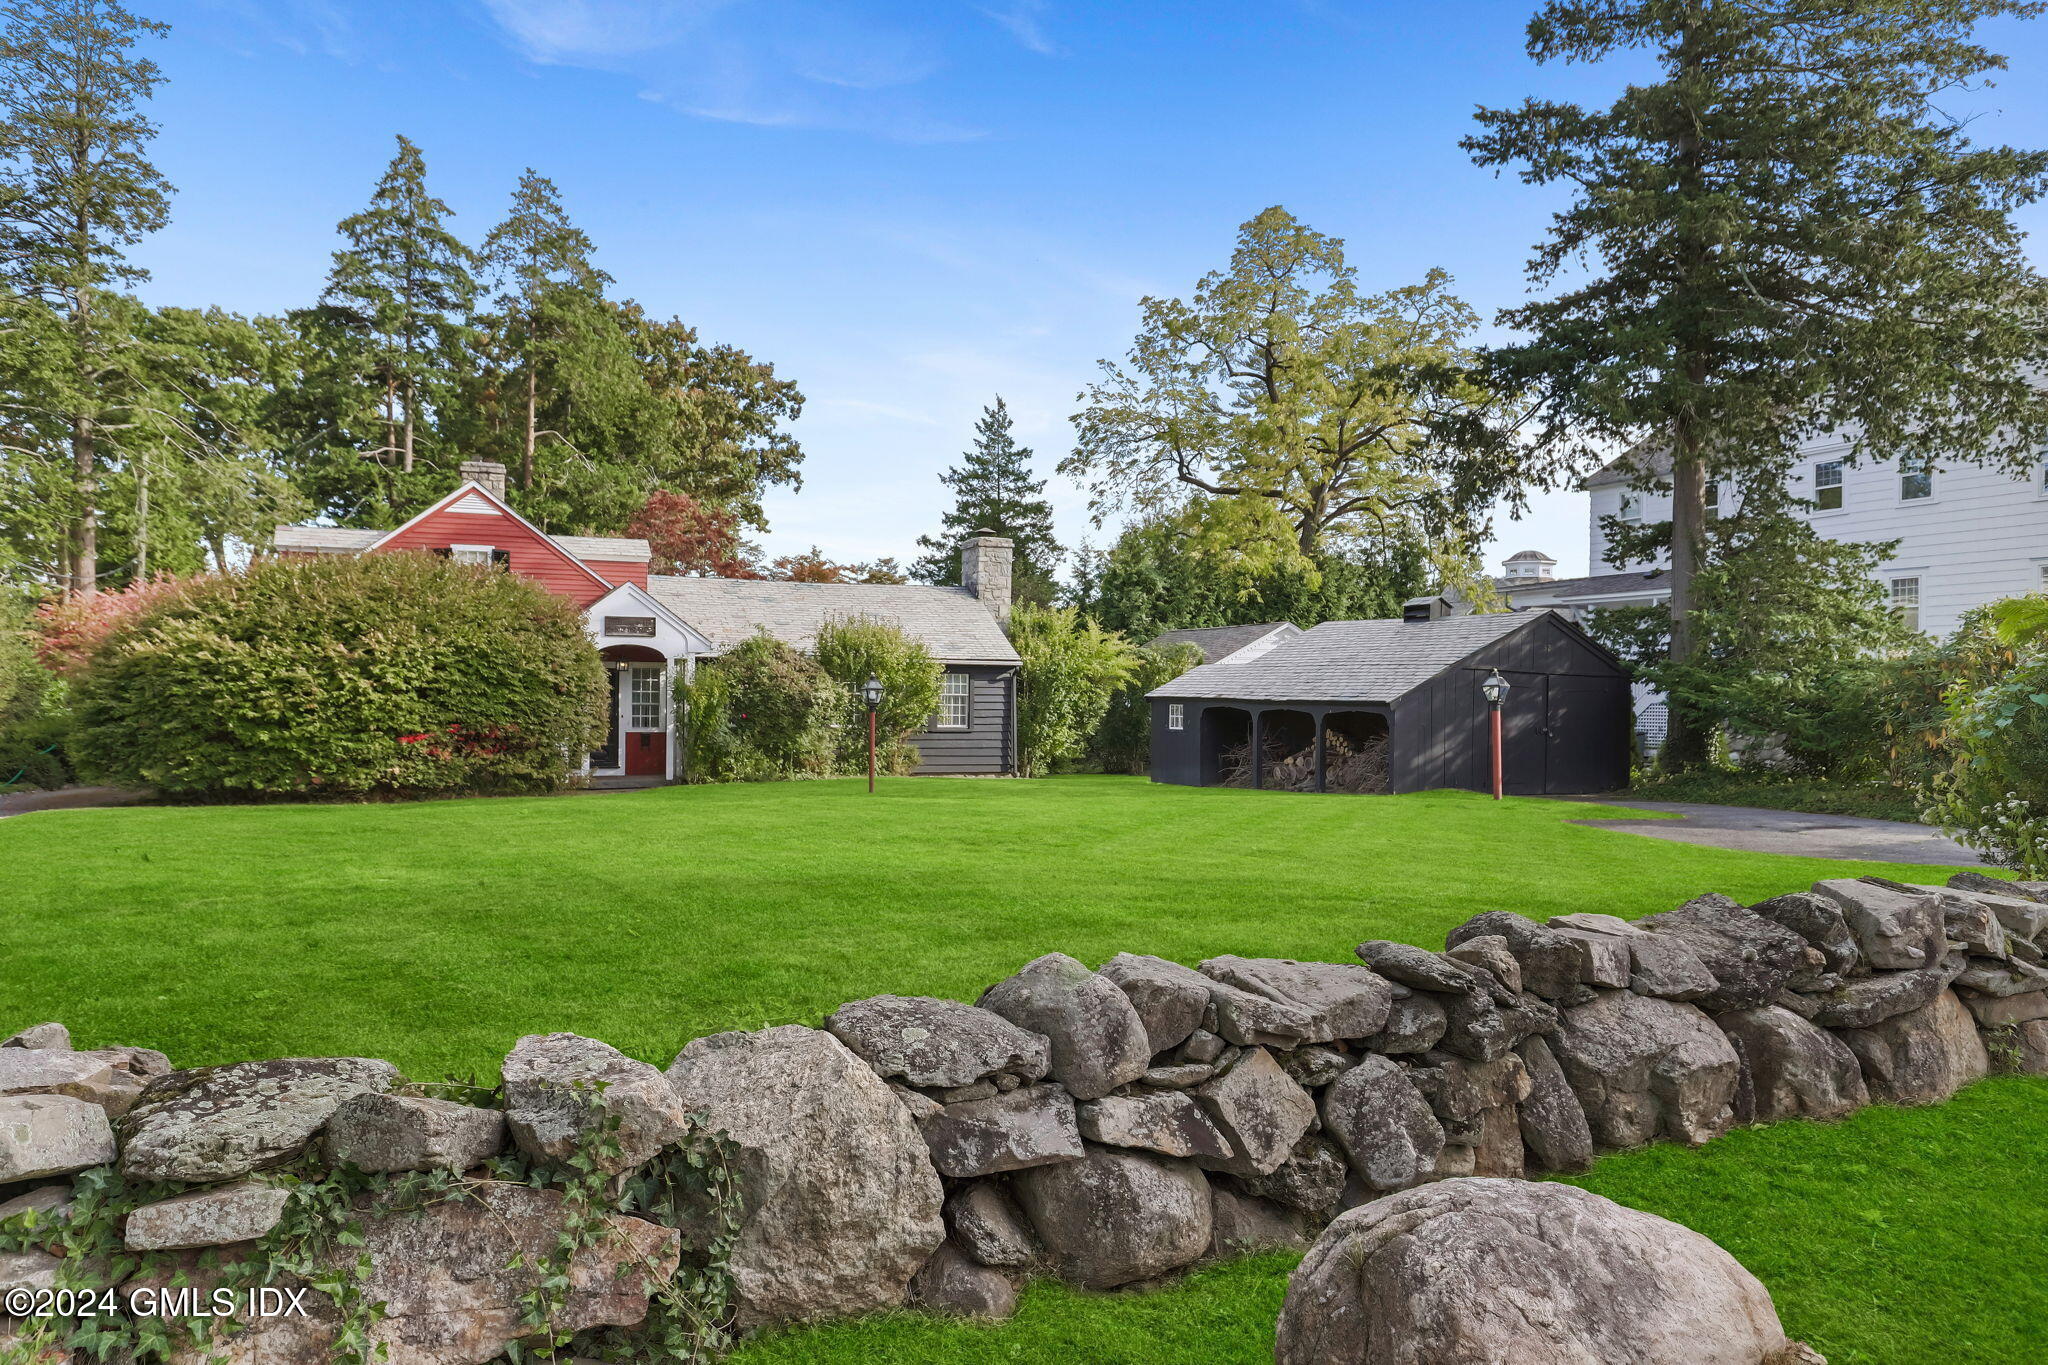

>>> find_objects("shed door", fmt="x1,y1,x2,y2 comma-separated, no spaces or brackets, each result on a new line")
1546,675,1628,794
1499,671,1548,796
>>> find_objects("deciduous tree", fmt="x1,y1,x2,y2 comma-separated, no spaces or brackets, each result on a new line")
1468,0,2048,767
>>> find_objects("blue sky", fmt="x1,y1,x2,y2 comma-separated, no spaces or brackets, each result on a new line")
139,1,2048,579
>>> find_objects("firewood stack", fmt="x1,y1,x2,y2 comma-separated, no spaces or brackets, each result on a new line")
1216,728,1389,793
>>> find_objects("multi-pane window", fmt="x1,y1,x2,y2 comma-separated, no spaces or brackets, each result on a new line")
1617,493,1642,525
937,672,970,729
1890,577,1921,633
1900,459,1933,501
1814,461,1844,510
450,545,494,566
628,666,664,729
1168,703,1184,731
1704,481,1720,519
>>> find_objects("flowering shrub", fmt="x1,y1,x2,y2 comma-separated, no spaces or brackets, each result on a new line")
69,553,608,798
33,575,197,676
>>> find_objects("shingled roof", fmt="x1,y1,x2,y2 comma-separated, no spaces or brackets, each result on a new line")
273,524,652,563
647,576,1020,665
1499,569,1666,601
1147,622,1300,664
1149,612,1553,704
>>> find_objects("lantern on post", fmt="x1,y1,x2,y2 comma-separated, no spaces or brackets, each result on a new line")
863,674,884,793
1480,670,1510,800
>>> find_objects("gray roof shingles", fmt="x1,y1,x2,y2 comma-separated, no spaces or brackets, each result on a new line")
1499,570,1665,601
1147,622,1299,663
646,576,1020,665
1148,612,1547,704
273,526,652,563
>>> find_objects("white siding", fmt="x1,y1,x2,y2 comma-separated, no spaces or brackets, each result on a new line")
1591,445,2048,638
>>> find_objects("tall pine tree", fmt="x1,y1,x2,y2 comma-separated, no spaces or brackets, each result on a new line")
314,135,477,493
1468,0,2048,768
0,0,171,598
913,396,1061,601
477,169,610,492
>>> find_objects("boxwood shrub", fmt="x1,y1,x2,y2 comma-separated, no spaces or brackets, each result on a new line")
70,552,608,799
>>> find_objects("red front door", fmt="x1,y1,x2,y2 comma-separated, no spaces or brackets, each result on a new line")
622,663,668,777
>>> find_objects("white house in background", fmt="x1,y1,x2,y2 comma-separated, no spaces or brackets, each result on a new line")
1483,440,2048,749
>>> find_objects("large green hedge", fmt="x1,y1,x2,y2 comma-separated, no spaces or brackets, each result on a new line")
70,553,608,798
815,616,942,776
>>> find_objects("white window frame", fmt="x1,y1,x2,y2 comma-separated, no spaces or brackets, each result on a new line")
1167,703,1185,731
1814,461,1844,511
1898,458,1934,502
1889,575,1922,634
1704,480,1720,519
450,543,495,567
627,664,665,730
1617,492,1643,525
936,672,971,730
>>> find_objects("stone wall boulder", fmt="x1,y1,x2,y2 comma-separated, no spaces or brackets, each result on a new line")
322,1093,506,1174
1105,957,1310,1055
1514,1036,1593,1174
352,1181,678,1365
1445,913,1583,1000
1548,913,1716,1001
2,1023,69,1050
1362,992,1447,1055
1748,893,1861,976
1198,957,1394,1043
1209,1184,1310,1255
1235,1132,1349,1215
1098,954,1211,1054
1836,989,1990,1106
944,1181,1038,1268
923,1083,1085,1176
1274,1178,1804,1365
1318,1054,1443,1194
824,995,1050,1091
1354,941,1477,994
119,1058,399,1183
1077,1091,1231,1161
123,1180,293,1251
910,1242,1021,1320
1717,1006,1868,1124
502,1034,688,1176
1189,1047,1317,1176
1811,879,1948,970
1550,990,1739,1148
665,1025,945,1328
977,954,1151,1100
1010,1145,1213,1289
1633,895,1808,1011
1791,963,1957,1030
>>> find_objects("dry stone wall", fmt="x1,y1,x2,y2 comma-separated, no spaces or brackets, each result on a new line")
3,872,2046,1363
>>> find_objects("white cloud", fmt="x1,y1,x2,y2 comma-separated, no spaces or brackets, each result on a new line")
978,1,1058,56
478,0,724,63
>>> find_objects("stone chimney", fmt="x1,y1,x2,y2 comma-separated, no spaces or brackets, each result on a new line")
459,460,509,500
960,531,1014,621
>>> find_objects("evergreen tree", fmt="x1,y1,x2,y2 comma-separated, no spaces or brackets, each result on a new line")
314,135,477,490
477,169,610,492
0,0,171,598
1467,0,2048,768
913,397,1061,601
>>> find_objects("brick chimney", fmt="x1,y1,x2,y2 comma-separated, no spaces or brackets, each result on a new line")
960,531,1014,621
459,460,509,500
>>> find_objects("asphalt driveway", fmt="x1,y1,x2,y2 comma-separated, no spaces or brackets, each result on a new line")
1568,798,1985,867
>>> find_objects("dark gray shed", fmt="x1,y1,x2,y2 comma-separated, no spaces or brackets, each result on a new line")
1146,610,1631,796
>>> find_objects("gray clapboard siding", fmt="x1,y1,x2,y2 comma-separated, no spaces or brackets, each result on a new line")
911,666,1016,774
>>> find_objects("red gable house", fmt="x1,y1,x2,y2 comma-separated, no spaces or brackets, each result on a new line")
275,460,1025,781
275,461,710,782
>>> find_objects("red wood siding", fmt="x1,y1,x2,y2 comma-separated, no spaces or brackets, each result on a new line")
582,559,648,589
375,504,614,608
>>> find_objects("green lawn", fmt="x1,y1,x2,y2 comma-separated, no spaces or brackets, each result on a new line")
0,775,1992,1076
7,776,2040,1363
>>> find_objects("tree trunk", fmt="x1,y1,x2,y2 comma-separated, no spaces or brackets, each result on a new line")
70,411,96,599
522,362,537,490
402,376,415,474
134,457,149,580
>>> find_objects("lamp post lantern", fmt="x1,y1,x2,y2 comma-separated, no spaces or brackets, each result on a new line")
1480,670,1510,800
862,675,884,793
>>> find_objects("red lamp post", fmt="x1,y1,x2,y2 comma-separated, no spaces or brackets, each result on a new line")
1481,670,1510,800
863,674,883,794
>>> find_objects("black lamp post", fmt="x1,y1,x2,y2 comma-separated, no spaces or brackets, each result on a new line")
1480,670,1510,800
863,674,883,793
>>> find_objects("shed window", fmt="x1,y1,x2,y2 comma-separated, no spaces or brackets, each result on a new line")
1168,703,1184,731
1814,461,1844,510
936,672,970,729
1890,576,1921,633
